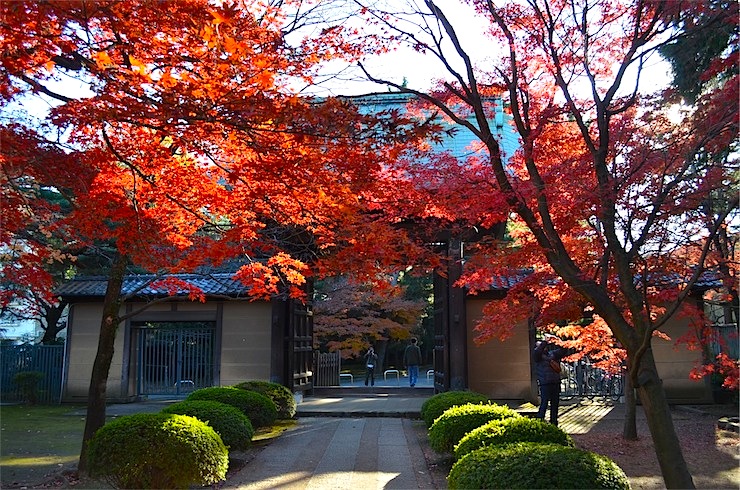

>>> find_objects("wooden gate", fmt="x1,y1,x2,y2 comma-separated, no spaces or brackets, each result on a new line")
313,351,341,387
433,269,449,392
272,296,314,394
432,237,469,392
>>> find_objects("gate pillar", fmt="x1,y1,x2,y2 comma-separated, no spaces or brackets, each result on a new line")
447,238,468,390
433,237,468,392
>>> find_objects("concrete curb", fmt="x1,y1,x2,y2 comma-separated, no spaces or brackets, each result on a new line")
296,409,422,418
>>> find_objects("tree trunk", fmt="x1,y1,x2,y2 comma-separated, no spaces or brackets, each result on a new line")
77,255,127,474
636,349,695,488
623,365,638,440
40,302,68,344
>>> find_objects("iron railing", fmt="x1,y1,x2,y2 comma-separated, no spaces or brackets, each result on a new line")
560,360,624,402
0,344,65,404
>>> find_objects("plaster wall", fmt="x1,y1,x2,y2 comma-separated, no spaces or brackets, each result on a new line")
63,302,126,402
464,297,711,403
62,300,274,403
466,298,533,400
652,314,712,403
219,302,272,386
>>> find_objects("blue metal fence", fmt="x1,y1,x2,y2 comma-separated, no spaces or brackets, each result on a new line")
0,344,64,404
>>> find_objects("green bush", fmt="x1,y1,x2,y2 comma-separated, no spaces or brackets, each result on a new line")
13,371,44,405
234,380,296,419
420,390,491,428
428,402,520,453
448,442,630,489
162,400,254,451
187,386,278,427
454,416,575,460
86,413,228,489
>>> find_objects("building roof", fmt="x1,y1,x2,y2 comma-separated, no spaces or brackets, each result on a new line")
55,273,251,300
344,92,520,164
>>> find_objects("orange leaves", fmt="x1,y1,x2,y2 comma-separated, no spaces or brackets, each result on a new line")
233,254,308,301
689,353,740,391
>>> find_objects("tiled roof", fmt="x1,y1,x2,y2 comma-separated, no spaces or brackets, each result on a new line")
488,271,531,290
482,269,723,291
56,273,250,299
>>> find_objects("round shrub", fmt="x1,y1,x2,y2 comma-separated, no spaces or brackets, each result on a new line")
86,412,228,489
187,386,278,428
420,390,491,428
162,400,254,451
13,371,44,405
447,442,630,489
428,402,520,453
454,416,575,460
234,380,296,419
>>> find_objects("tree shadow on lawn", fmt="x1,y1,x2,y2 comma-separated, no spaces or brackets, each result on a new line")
0,404,90,489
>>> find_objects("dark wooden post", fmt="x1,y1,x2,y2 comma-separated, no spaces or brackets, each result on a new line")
270,297,288,387
447,237,468,390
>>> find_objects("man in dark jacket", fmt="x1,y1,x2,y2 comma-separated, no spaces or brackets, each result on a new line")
403,337,423,387
533,335,567,425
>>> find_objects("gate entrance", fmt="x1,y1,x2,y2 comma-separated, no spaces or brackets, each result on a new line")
135,321,216,396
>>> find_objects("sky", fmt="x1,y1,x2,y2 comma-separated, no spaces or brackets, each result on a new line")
3,0,675,127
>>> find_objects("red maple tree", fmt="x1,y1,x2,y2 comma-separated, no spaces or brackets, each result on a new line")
344,0,738,487
1,0,435,471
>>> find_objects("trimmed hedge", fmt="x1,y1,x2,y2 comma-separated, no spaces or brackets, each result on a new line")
162,400,254,451
420,390,491,428
187,386,278,428
428,402,520,453
454,416,574,460
86,413,228,489
448,442,630,489
234,380,296,419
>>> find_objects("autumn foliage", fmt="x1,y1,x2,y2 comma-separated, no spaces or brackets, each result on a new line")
1,1,737,486
342,1,737,486
0,0,440,308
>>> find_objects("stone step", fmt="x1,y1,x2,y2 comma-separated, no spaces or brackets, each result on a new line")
311,386,434,397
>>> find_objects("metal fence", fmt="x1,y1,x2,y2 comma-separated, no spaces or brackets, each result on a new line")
136,325,215,396
559,360,624,402
0,344,65,404
313,351,341,387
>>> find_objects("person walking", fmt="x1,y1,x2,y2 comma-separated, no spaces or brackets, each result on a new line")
403,337,422,387
364,346,378,386
533,334,567,426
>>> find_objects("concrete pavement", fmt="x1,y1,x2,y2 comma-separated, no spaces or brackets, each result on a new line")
99,392,730,490
223,417,432,490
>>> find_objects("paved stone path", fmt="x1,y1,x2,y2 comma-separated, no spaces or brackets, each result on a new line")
223,417,433,490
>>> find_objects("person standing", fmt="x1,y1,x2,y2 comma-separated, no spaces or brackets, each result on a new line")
533,335,567,426
364,346,378,386
403,337,422,387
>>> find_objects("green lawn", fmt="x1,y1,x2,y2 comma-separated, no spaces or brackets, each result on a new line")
0,404,87,487
1,403,293,488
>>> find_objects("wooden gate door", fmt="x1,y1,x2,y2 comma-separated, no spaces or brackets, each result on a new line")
289,298,313,393
432,237,469,392
433,269,449,392
271,295,314,394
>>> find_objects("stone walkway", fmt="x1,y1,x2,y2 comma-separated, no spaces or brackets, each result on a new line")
223,417,432,490
102,394,727,490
